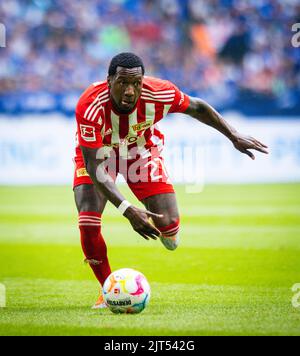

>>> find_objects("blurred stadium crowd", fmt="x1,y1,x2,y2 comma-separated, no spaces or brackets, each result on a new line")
0,0,300,116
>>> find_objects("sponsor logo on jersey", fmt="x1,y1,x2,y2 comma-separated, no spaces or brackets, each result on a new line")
80,124,96,142
125,135,139,145
103,143,119,148
76,168,89,178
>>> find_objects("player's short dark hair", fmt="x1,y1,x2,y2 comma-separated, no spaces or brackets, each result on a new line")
108,53,145,76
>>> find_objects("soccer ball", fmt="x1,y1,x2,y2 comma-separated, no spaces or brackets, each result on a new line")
103,268,151,314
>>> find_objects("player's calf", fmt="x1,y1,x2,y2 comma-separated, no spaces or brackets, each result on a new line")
157,219,180,251
78,212,111,285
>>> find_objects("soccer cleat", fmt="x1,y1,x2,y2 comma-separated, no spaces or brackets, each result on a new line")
157,220,180,251
92,290,107,310
159,233,179,251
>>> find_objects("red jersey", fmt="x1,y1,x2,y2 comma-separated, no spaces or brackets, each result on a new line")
75,76,190,160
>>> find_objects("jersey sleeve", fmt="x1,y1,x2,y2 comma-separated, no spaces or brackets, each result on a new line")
76,103,103,149
168,83,190,114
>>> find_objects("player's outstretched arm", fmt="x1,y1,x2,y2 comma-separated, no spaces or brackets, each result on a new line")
80,146,162,240
184,97,269,160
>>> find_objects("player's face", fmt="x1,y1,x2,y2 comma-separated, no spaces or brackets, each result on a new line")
108,66,143,113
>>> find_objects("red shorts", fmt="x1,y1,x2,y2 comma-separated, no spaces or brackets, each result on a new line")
73,151,174,201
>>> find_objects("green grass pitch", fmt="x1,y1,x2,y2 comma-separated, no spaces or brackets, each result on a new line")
0,184,300,336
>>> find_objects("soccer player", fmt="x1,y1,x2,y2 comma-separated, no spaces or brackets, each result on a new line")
74,53,268,309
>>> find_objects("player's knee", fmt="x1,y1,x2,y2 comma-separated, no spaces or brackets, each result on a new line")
74,184,102,213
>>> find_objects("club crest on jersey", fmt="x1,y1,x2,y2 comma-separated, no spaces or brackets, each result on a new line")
80,124,96,142
132,121,152,132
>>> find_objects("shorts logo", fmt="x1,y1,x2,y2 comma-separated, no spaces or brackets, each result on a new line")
76,168,89,178
80,124,96,142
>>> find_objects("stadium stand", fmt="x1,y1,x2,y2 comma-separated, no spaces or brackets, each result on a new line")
0,0,299,117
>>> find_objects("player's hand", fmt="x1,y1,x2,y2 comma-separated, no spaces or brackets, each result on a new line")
231,133,269,160
124,206,163,241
